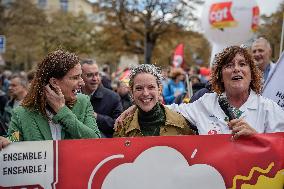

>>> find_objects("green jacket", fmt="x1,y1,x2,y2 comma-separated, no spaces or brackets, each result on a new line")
114,105,194,137
8,94,101,141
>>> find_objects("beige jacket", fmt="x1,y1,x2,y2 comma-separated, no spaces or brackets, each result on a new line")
114,105,194,137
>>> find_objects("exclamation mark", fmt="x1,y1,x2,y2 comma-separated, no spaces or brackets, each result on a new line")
44,151,46,159
44,164,47,172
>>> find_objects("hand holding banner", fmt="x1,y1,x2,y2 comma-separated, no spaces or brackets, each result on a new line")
1,134,283,189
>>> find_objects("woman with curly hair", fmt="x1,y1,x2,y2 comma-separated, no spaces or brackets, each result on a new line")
0,50,100,149
116,46,284,139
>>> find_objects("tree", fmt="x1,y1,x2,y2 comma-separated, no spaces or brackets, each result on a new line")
2,1,99,71
43,12,97,57
93,0,204,64
258,2,284,61
3,0,47,70
0,0,6,34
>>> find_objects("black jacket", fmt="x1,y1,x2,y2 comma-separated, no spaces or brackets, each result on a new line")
189,81,212,103
120,93,132,111
90,85,123,137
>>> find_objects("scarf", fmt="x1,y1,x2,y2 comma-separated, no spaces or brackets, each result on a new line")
138,103,166,136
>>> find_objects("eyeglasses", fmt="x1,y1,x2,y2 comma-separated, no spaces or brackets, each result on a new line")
85,72,100,78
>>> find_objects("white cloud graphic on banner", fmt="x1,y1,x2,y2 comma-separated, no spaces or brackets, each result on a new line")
101,146,226,189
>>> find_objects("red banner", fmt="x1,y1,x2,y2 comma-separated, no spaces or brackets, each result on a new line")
209,2,237,29
1,133,284,189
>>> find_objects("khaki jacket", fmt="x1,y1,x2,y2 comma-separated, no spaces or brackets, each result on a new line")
114,105,194,137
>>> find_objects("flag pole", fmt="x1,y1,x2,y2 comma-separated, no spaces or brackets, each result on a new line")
185,73,193,99
280,13,284,57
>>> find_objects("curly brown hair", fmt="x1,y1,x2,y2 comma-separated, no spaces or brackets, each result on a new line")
22,50,79,118
211,46,262,95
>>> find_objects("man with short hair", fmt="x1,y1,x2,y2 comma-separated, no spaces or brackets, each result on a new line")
251,37,276,84
116,79,132,111
1,74,28,135
81,60,123,138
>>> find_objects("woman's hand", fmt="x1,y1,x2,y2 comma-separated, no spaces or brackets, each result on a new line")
0,136,11,151
45,84,65,113
114,105,137,131
228,118,257,139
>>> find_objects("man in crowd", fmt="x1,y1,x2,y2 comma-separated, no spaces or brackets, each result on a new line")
251,37,276,84
1,74,28,135
116,79,132,111
0,74,9,136
101,64,113,90
81,59,123,138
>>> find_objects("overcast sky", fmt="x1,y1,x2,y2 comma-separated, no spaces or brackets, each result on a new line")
257,0,283,15
89,0,283,16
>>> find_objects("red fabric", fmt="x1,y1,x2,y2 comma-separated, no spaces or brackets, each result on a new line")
200,67,211,76
172,44,184,68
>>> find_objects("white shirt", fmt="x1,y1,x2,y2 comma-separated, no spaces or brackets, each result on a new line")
47,110,62,140
168,90,284,135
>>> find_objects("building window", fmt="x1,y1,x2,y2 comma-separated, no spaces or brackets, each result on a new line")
38,0,47,9
59,0,68,12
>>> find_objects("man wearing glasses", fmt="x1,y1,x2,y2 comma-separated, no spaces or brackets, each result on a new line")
81,59,123,138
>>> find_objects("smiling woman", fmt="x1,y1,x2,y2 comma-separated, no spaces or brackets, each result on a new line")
114,64,195,137
0,50,101,149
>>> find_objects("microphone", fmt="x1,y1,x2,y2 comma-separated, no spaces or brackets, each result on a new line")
218,96,237,121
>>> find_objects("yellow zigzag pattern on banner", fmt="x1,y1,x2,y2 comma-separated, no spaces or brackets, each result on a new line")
229,162,274,189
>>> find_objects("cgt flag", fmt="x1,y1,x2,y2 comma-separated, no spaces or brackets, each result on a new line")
263,51,284,109
172,44,184,68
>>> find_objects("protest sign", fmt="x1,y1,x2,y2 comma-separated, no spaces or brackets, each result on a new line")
0,141,55,189
263,52,284,109
1,133,283,189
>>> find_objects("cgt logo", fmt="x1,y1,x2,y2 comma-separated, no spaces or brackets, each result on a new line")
209,2,237,29
208,129,218,135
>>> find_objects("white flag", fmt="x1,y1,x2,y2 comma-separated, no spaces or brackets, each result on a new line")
262,52,284,109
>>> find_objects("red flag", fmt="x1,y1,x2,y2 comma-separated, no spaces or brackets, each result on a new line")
172,44,184,68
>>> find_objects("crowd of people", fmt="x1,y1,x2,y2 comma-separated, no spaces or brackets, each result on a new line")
0,36,284,150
